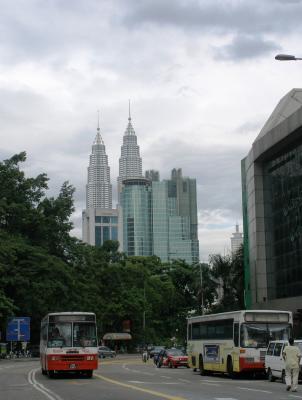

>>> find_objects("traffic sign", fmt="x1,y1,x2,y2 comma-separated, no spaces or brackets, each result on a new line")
6,317,30,341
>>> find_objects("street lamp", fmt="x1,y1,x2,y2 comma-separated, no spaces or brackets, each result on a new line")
199,263,204,316
275,54,302,61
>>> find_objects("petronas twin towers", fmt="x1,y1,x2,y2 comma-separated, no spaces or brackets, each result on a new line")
82,105,199,264
86,107,142,210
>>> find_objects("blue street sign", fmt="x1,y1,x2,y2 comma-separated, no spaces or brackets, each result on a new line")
6,317,30,341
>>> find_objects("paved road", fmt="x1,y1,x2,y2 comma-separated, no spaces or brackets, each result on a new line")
1,355,302,400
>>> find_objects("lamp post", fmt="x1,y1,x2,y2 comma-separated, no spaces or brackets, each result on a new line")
199,263,205,316
275,54,302,61
194,262,205,315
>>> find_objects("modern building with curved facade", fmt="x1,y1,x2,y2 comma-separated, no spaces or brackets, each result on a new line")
242,89,302,333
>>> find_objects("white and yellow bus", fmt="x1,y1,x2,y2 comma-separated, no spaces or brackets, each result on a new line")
187,310,292,375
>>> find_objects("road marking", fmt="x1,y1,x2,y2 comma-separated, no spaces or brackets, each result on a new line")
95,373,186,400
215,398,238,400
122,363,154,375
290,395,302,399
28,368,64,400
201,382,221,386
160,375,171,379
237,386,272,394
178,379,190,383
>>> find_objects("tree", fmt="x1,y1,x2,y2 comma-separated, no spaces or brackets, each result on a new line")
209,245,244,313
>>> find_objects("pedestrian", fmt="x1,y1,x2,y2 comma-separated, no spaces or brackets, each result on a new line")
283,338,301,392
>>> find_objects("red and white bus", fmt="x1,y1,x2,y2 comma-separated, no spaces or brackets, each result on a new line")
187,310,292,375
40,312,98,378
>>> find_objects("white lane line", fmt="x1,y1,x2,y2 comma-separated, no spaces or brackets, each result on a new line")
215,398,238,400
28,368,64,400
237,386,272,394
122,363,154,376
160,375,171,379
202,379,224,383
178,379,190,383
201,382,221,386
128,380,181,385
290,395,302,399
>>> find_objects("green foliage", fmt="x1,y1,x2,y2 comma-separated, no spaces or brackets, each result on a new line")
0,152,244,348
209,244,245,313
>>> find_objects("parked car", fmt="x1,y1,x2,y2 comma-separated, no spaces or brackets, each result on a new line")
149,346,165,359
265,340,302,383
156,348,188,368
98,346,116,358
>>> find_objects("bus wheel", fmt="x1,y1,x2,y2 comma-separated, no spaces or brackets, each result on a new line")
86,370,93,378
199,355,206,376
267,368,275,382
41,368,47,376
227,356,234,378
48,370,55,378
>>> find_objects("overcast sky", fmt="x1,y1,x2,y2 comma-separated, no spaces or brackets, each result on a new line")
1,0,302,261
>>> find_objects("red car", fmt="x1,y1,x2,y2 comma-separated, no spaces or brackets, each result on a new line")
156,348,188,368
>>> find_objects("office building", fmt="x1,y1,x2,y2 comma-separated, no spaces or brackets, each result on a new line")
117,106,143,198
86,119,112,209
231,224,243,254
145,170,160,182
82,120,119,247
120,177,152,256
152,169,199,264
242,89,302,333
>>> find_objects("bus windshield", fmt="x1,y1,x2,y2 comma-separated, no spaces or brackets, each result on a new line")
48,323,72,348
73,323,97,347
240,323,291,348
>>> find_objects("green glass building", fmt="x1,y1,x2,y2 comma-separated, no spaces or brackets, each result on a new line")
152,169,199,264
121,177,152,256
242,89,302,334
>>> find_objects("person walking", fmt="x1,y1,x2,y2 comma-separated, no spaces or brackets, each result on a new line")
283,338,301,392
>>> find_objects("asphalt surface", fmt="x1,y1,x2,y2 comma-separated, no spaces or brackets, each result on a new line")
1,355,302,400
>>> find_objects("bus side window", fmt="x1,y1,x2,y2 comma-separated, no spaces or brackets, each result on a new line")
234,323,239,347
41,323,47,341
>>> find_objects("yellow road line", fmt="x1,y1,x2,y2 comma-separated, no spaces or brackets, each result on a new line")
94,373,186,400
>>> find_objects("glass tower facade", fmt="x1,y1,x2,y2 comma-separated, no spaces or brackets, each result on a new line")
264,142,302,300
121,178,152,256
152,170,199,264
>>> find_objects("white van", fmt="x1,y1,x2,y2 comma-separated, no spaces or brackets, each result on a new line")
265,340,302,383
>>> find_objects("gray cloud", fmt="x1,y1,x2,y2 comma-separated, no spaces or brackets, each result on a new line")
213,35,280,61
122,0,302,36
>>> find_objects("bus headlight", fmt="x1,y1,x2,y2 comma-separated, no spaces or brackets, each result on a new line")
86,355,95,361
51,356,60,361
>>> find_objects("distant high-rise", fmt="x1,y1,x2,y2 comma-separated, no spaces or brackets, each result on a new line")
145,169,160,182
231,224,243,254
82,117,119,247
118,103,143,197
120,177,152,256
86,117,112,209
152,169,199,264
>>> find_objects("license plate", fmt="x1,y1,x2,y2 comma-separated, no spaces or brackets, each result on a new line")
69,363,77,369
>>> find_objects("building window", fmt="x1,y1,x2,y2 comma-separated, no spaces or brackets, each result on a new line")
95,226,102,247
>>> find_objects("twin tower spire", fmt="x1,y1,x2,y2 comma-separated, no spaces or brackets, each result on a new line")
86,103,143,209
